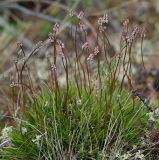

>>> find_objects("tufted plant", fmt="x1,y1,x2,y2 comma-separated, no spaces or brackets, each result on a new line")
0,12,150,159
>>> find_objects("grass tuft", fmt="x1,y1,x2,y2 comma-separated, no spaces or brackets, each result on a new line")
0,11,152,159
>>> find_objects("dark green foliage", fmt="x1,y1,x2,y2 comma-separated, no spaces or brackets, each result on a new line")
0,80,149,159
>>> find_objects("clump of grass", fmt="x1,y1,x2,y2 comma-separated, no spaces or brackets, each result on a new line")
0,11,151,159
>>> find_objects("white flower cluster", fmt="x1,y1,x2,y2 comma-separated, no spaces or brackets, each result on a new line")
134,150,145,160
115,150,145,160
32,135,42,148
98,11,109,26
147,108,159,122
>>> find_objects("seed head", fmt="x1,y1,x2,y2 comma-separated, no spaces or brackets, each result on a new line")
53,23,60,33
93,45,100,55
121,28,128,42
69,10,75,17
127,26,140,44
123,19,129,27
98,11,109,26
35,41,43,47
77,11,84,20
87,54,94,61
32,93,38,99
98,18,103,26
57,40,65,49
48,32,55,42
103,11,109,23
131,26,140,37
82,42,89,50
79,22,86,31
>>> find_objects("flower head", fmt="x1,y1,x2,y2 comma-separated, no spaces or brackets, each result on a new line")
123,19,129,27
82,42,89,50
131,26,140,37
98,11,109,26
127,26,140,44
53,23,60,33
77,11,84,20
103,11,109,23
69,10,75,17
87,54,94,61
93,45,100,55
79,22,86,31
48,32,55,42
32,93,38,99
134,150,145,159
57,40,65,49
122,26,140,44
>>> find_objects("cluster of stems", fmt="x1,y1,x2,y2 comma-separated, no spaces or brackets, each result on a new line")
11,11,147,123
